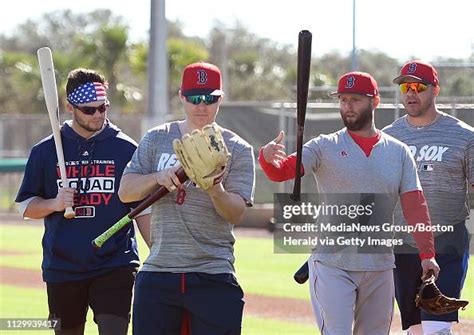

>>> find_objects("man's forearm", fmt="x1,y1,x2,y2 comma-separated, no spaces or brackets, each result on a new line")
23,197,59,219
119,173,160,203
400,190,435,259
207,184,246,225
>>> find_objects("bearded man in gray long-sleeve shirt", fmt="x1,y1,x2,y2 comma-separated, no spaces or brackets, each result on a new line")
384,60,474,335
260,71,440,335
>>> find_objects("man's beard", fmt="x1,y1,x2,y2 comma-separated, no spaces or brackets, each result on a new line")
341,105,373,131
74,110,106,133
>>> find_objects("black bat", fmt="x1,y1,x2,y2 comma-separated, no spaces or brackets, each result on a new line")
292,30,312,284
294,261,309,284
292,30,312,201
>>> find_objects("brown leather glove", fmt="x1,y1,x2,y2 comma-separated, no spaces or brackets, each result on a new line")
415,269,469,315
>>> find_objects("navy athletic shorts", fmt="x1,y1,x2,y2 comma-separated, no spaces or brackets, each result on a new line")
46,266,137,329
133,271,244,335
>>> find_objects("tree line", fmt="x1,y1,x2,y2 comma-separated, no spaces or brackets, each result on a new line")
1,9,473,115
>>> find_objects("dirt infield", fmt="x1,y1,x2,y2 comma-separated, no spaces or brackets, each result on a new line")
0,265,45,289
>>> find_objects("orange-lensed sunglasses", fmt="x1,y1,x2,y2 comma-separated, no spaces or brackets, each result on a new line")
399,82,430,94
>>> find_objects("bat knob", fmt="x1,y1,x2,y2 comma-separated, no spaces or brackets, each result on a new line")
64,212,75,219
91,240,101,249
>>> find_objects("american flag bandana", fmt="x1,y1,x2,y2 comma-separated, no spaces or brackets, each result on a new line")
67,82,107,105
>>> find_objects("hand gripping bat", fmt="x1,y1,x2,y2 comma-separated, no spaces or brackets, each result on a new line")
92,167,188,248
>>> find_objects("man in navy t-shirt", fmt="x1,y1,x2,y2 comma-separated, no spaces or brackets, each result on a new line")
16,68,150,335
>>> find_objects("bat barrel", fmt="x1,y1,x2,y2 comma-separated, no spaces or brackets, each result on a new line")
296,30,312,124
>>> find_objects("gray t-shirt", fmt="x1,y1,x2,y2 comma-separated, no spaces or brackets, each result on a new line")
124,122,255,274
302,128,421,271
383,112,474,245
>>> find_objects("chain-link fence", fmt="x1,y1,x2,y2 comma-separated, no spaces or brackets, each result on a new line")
1,102,472,211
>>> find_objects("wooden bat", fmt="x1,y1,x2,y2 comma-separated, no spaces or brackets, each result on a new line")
92,167,189,248
292,30,312,201
292,31,312,284
37,47,75,219
294,260,309,284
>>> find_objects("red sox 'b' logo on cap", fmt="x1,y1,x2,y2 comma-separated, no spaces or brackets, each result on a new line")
407,63,417,74
345,75,356,88
197,70,208,85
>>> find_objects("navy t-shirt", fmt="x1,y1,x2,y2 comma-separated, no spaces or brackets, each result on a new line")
16,121,140,282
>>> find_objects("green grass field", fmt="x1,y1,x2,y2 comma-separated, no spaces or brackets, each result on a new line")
1,223,473,334
0,224,313,334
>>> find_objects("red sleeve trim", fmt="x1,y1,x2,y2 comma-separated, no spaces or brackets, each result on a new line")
400,190,435,259
258,148,304,182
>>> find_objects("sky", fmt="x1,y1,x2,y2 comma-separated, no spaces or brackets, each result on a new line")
1,0,473,62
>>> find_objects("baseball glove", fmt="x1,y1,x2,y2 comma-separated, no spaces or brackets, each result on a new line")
173,123,230,190
415,269,469,315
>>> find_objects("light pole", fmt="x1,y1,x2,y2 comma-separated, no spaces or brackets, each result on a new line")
147,0,168,132
351,0,358,70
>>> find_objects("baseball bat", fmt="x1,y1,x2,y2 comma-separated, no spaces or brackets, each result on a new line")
294,260,309,284
292,31,312,284
292,30,312,201
37,47,75,219
92,167,189,248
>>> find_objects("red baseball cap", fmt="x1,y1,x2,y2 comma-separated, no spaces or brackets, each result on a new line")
392,60,439,86
330,71,379,97
180,62,224,96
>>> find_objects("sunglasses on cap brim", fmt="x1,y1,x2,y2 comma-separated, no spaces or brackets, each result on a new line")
185,95,220,105
73,102,109,115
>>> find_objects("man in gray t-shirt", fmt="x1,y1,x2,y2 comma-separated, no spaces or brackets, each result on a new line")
384,60,474,335
260,71,439,335
119,62,255,335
